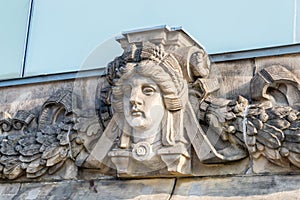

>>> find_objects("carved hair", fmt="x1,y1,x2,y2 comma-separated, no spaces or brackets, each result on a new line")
109,43,188,146
110,43,188,113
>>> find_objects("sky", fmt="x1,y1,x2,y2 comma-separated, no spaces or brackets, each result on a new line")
0,0,300,78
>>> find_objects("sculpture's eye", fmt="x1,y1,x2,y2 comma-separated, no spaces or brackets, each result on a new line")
142,86,155,96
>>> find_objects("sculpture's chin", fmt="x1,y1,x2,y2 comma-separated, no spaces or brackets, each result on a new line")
127,117,149,130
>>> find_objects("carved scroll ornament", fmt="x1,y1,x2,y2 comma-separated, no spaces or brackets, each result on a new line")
245,65,300,169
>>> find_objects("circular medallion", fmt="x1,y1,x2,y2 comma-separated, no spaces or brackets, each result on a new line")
132,142,152,161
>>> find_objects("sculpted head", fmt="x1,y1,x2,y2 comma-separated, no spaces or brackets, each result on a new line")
109,44,189,141
91,40,215,175
112,58,187,136
121,66,165,132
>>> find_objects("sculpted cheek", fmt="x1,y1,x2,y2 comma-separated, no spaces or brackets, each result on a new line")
150,104,164,119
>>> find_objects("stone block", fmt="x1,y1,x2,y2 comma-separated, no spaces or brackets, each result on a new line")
192,158,249,176
13,178,175,200
0,183,20,200
172,175,300,199
254,54,300,79
209,59,254,99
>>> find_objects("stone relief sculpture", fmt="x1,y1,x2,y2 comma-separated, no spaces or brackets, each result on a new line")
245,65,300,169
0,27,300,179
86,41,247,176
0,90,79,179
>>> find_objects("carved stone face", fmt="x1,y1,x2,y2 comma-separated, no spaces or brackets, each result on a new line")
123,73,165,133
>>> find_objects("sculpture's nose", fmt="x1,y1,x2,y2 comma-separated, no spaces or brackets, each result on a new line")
129,88,143,106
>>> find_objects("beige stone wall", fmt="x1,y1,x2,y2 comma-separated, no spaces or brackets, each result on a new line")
210,53,300,99
0,77,100,117
209,59,255,99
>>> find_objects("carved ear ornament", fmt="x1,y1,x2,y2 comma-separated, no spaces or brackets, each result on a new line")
163,82,188,111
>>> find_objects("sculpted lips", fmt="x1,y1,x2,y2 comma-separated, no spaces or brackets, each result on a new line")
131,106,144,117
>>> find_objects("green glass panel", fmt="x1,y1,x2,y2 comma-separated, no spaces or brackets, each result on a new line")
25,0,295,76
0,0,30,79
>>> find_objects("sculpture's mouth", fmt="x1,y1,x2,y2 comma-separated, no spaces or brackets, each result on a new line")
131,108,144,117
131,111,143,117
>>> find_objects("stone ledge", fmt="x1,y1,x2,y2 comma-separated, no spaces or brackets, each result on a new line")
172,175,300,199
2,175,300,199
2,178,174,200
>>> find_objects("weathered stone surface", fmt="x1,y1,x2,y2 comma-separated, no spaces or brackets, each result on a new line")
250,64,300,105
252,156,298,174
0,183,20,200
0,77,99,116
209,60,254,99
3,175,300,199
172,190,300,200
192,157,250,176
172,175,300,199
13,178,174,200
254,54,300,79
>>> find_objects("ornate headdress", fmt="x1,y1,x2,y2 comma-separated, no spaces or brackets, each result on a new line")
108,42,188,112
